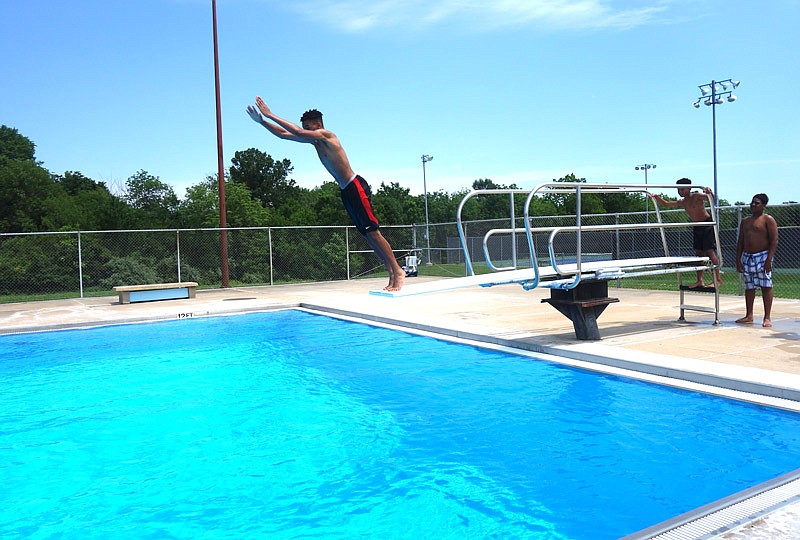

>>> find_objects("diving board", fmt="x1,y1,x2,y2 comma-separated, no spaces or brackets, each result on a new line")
370,181,722,340
371,256,711,298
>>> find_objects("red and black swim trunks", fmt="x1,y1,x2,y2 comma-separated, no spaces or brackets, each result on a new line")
340,175,380,235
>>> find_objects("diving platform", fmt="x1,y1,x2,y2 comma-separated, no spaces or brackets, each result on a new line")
370,181,723,340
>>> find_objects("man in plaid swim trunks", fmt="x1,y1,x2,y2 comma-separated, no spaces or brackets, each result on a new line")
736,193,779,327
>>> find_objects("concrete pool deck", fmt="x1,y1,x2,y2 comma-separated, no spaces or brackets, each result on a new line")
2,276,800,539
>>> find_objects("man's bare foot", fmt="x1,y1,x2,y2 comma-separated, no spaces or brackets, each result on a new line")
735,316,753,324
713,279,723,288
387,273,404,292
763,318,772,328
688,281,706,289
383,272,405,292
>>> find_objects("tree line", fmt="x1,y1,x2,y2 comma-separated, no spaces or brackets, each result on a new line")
1,124,668,235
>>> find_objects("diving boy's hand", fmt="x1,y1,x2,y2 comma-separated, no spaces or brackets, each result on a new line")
256,96,272,117
246,105,263,124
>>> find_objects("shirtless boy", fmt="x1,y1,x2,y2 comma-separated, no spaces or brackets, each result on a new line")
247,97,404,291
650,178,722,288
735,193,779,327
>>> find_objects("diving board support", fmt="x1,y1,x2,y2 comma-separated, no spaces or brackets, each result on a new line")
541,280,619,340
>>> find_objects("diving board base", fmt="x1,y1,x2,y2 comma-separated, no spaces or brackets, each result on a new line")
541,281,619,340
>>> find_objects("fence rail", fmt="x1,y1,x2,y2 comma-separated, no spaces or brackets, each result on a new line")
1,204,797,303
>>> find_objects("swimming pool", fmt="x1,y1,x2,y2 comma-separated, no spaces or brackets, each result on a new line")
1,309,799,539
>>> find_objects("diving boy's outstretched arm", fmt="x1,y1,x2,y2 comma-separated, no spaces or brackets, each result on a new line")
252,96,329,144
246,104,301,141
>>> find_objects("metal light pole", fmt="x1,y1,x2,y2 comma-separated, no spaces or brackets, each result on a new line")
693,79,740,208
635,163,656,223
421,154,433,265
212,0,229,287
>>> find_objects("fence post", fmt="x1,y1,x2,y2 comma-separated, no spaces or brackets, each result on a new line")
736,205,743,296
614,214,621,288
77,231,84,298
345,227,351,280
176,230,182,282
269,228,274,286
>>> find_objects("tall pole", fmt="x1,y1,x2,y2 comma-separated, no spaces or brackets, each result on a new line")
212,0,229,287
421,154,433,265
694,78,739,209
635,164,656,224
711,82,718,208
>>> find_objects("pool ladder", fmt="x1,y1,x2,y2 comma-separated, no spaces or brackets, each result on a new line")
678,278,721,325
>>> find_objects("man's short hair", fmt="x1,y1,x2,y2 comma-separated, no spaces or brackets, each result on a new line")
754,193,769,205
677,178,692,185
301,109,323,124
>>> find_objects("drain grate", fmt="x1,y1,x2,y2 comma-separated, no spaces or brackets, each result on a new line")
622,469,800,540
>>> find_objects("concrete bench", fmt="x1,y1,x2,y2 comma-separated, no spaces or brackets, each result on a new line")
113,282,198,304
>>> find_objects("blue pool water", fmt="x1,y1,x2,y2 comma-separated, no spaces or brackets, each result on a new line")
1,310,800,539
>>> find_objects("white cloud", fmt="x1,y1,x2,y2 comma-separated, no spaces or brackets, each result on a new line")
283,0,672,33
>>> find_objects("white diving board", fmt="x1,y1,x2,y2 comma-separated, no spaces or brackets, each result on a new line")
370,256,710,298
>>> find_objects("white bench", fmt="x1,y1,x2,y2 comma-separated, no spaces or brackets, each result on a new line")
113,282,198,304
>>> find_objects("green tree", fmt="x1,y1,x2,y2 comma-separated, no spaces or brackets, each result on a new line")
124,170,179,227
58,170,102,196
470,178,522,219
179,175,272,228
229,148,297,209
0,125,36,162
0,158,59,232
372,181,419,225
544,173,605,215
179,176,221,228
53,171,136,230
310,181,351,226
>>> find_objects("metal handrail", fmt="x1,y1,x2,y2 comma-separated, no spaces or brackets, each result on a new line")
456,182,723,291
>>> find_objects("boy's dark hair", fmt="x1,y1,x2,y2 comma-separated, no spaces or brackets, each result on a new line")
676,178,692,185
301,109,323,125
754,193,769,205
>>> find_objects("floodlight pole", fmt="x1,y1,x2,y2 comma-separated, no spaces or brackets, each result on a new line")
635,164,656,224
212,0,229,287
421,154,433,265
693,78,740,209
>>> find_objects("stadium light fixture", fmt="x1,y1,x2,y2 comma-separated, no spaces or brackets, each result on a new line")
693,78,741,207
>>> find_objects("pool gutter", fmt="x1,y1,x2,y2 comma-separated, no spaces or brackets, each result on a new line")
620,468,800,540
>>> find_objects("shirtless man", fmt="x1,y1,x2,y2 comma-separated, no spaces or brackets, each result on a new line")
247,97,404,291
650,178,722,288
735,193,779,327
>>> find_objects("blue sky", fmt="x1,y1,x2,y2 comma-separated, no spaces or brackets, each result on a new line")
2,0,799,207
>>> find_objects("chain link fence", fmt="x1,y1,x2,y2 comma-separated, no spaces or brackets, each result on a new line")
1,204,797,303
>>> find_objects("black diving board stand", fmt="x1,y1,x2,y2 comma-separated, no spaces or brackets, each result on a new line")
541,281,619,340
370,256,711,298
